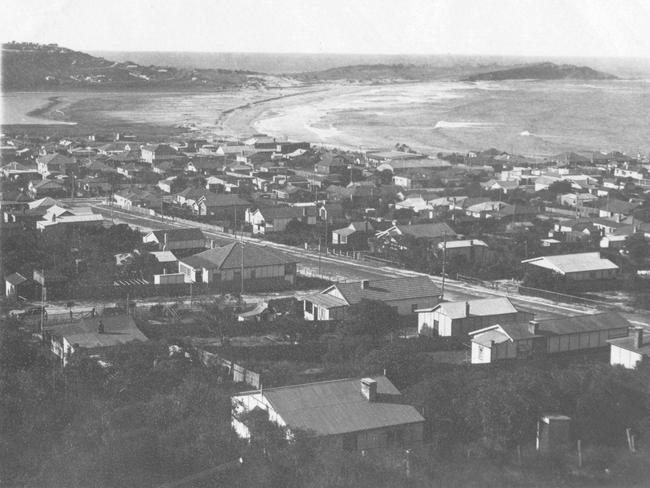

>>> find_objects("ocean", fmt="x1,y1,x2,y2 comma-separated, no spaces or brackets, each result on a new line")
3,52,649,156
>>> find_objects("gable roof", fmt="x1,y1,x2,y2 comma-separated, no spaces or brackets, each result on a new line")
33,179,64,190
47,314,148,350
28,197,60,209
258,206,315,220
608,334,650,355
236,376,424,436
418,297,518,318
597,199,640,214
391,222,456,240
522,252,619,274
5,272,28,285
470,323,539,347
181,242,294,270
331,276,440,305
333,221,374,236
536,312,629,335
438,239,488,250
150,228,206,243
199,193,250,208
36,153,75,166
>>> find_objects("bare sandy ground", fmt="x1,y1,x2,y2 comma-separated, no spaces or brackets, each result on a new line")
218,83,380,150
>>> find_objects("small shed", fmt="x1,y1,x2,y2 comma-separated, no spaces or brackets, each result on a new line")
5,272,31,298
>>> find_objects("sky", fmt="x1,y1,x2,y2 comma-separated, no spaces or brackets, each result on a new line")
2,0,650,58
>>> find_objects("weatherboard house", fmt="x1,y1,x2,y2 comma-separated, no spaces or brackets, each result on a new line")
143,228,207,252
303,276,440,321
416,297,533,337
178,242,297,287
232,376,425,451
46,314,149,366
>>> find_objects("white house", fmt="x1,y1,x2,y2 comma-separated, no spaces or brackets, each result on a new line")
608,328,650,369
245,206,317,235
470,322,542,364
417,297,532,337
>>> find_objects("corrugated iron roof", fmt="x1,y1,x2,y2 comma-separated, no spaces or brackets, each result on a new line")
334,276,439,305
522,252,619,274
181,242,294,270
237,376,423,436
538,312,629,335
47,314,148,349
420,297,518,318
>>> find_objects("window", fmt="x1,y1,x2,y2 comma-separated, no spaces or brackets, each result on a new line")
411,303,418,312
433,319,439,333
342,433,358,451
305,301,313,313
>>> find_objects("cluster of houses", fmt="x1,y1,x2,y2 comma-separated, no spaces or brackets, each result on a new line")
3,132,650,270
3,132,650,453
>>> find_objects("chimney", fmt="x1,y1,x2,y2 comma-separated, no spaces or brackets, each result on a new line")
634,327,643,349
465,301,471,317
529,320,539,335
361,378,377,402
360,279,370,290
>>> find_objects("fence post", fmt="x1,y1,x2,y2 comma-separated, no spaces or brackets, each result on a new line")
404,449,412,479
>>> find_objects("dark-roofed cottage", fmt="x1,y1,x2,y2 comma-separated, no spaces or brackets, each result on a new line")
178,242,297,289
232,376,424,450
143,228,207,252
304,276,440,321
46,314,148,366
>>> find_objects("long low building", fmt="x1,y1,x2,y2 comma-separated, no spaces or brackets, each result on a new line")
232,376,425,451
469,312,630,364
522,252,619,281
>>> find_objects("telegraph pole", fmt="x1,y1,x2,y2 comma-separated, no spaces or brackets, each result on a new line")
318,236,322,277
440,232,447,301
40,278,46,343
240,235,245,296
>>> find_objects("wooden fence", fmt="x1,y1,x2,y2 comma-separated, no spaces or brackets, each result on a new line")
195,347,261,388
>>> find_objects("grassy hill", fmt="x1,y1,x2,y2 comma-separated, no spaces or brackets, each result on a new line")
464,62,617,81
292,63,486,82
1,42,262,91
2,43,618,90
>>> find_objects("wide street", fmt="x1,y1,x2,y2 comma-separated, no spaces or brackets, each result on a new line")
89,202,650,329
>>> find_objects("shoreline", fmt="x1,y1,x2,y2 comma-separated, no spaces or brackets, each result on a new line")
24,95,77,125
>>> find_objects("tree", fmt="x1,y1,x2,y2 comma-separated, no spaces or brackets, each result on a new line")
625,232,649,263
546,180,573,197
522,266,568,293
339,299,400,340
